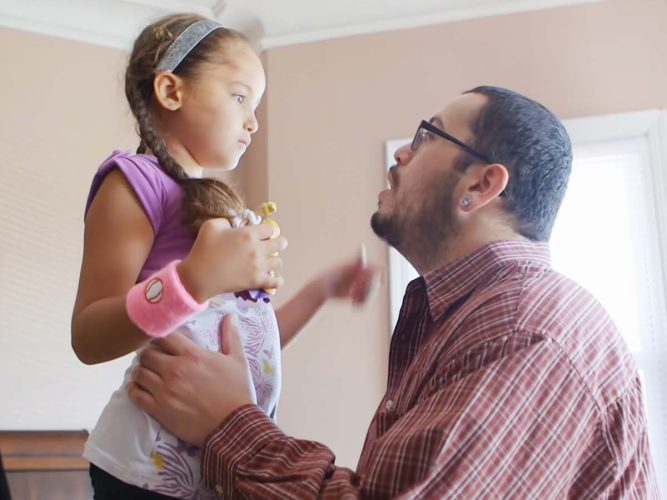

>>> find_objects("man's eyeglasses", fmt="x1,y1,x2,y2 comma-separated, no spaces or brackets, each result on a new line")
411,120,493,165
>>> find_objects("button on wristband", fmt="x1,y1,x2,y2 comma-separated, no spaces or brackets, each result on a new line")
125,260,209,338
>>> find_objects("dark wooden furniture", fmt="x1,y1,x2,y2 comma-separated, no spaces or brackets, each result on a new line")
0,431,92,499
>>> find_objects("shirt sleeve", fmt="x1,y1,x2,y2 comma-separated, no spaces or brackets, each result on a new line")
84,151,166,233
201,336,610,498
202,405,360,499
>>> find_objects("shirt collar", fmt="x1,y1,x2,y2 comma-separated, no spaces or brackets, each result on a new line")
422,240,551,321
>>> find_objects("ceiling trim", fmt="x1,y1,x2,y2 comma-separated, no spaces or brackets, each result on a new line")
124,0,226,17
0,13,127,48
0,0,608,52
261,0,607,49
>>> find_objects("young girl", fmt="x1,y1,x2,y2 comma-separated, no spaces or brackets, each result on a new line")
72,13,375,499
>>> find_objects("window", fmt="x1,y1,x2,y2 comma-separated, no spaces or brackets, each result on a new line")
556,110,667,491
385,110,667,490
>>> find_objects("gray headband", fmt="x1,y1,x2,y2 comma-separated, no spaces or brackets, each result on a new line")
156,20,222,73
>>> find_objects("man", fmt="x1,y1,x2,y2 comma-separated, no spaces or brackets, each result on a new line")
128,86,659,498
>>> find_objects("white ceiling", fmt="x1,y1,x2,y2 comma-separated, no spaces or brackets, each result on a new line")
0,0,606,50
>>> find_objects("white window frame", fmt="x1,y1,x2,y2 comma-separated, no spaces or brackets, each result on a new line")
562,110,667,492
562,110,667,293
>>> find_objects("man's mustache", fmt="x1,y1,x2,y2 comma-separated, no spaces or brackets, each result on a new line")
389,165,399,189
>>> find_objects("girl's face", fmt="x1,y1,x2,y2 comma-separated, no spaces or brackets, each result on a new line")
162,41,266,175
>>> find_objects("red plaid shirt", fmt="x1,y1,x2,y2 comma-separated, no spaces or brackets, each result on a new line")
202,241,659,499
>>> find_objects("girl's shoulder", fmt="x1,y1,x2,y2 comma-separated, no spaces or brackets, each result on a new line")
96,150,174,188
85,150,182,231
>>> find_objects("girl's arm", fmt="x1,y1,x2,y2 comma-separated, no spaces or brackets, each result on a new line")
275,279,327,349
71,169,156,365
276,249,378,348
72,170,288,365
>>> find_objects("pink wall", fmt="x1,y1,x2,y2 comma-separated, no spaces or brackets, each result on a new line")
1,0,665,468
0,28,142,430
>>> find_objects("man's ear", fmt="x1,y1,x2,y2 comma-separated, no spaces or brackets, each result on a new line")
458,163,509,211
153,71,184,111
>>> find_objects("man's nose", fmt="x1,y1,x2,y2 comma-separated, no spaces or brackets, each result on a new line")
394,143,413,167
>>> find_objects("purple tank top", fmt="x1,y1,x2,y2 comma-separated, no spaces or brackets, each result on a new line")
85,150,195,281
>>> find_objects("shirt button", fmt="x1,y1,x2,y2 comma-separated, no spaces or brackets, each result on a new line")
385,399,394,411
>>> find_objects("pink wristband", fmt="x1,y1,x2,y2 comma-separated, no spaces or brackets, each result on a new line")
126,260,209,338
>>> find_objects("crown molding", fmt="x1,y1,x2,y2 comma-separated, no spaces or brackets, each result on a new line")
0,0,253,49
261,0,607,49
122,0,226,17
0,0,608,51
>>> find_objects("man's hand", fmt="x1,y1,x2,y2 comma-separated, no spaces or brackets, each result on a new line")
128,315,255,447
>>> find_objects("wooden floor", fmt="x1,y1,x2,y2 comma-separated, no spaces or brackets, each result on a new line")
0,431,93,500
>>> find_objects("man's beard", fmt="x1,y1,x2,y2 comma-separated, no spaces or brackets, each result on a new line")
371,171,460,263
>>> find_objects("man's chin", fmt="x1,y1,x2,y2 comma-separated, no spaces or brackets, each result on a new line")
370,211,401,248
370,210,384,237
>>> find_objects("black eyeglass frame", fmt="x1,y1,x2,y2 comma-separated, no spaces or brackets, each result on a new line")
411,120,494,165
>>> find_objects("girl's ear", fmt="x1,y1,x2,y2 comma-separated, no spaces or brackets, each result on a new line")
153,71,184,111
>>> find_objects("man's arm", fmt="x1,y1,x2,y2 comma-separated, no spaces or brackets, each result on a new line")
196,335,597,498
202,405,360,498
129,319,602,498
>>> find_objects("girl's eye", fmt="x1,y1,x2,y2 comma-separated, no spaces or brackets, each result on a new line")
234,94,246,104
421,129,433,141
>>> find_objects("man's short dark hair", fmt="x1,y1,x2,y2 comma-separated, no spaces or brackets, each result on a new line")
462,86,572,241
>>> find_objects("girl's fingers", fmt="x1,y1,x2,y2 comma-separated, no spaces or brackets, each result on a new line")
262,236,288,255
263,255,283,272
351,269,380,304
265,273,284,290
246,222,275,240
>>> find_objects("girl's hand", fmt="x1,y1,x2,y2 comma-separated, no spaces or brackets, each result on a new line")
177,220,288,302
273,246,380,348
320,245,380,305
